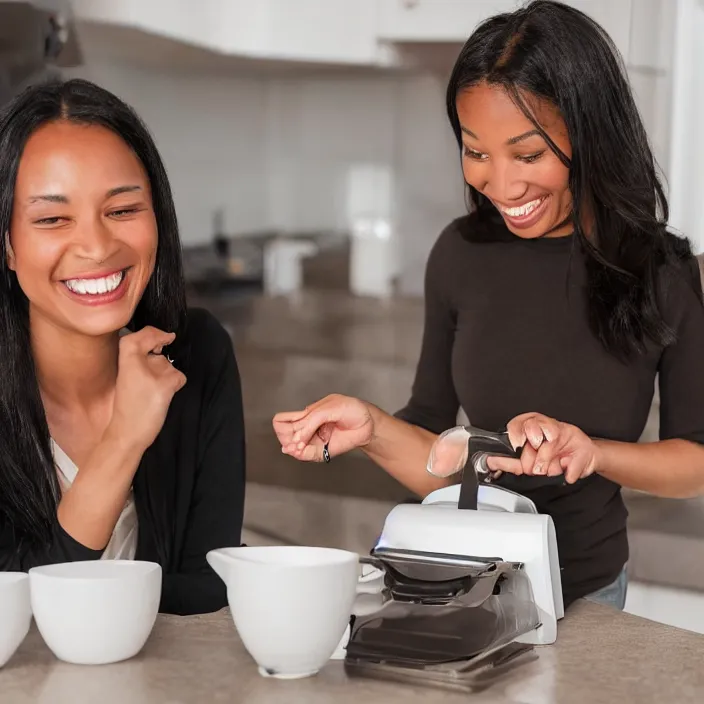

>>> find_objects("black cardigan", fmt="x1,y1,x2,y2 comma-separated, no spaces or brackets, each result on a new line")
0,308,246,615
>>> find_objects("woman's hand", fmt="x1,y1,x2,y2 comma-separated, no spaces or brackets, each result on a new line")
486,412,601,484
107,326,187,452
273,394,374,462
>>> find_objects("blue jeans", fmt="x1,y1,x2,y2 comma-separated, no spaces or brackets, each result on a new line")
584,566,628,610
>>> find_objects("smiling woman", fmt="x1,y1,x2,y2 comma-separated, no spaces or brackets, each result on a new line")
9,121,158,334
0,79,246,615
455,85,573,237
273,0,704,612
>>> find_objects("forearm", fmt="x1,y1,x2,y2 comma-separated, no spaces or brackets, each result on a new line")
362,403,450,497
595,438,704,498
57,429,145,550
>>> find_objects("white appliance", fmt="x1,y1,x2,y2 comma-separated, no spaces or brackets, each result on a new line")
376,482,564,645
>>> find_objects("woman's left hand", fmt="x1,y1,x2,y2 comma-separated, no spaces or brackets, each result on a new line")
485,412,601,484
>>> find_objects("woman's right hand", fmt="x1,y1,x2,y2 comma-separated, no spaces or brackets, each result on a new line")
273,394,374,462
107,326,187,452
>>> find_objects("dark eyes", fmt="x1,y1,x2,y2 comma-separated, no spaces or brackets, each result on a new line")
463,147,488,161
462,147,546,164
33,207,143,226
518,152,545,164
108,207,141,218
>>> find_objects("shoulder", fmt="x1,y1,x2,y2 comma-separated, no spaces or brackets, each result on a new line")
430,211,508,257
183,307,232,347
178,308,237,379
427,212,506,277
657,242,704,327
427,214,471,271
659,231,702,291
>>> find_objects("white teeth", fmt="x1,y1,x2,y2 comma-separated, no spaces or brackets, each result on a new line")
500,197,546,218
64,271,124,295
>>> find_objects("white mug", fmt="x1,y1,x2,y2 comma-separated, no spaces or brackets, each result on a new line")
0,573,31,668
29,560,161,665
208,546,359,679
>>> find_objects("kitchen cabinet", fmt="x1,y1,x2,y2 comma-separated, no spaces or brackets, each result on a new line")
69,0,646,70
377,0,633,60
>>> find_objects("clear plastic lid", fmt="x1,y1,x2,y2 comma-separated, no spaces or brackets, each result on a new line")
426,425,471,479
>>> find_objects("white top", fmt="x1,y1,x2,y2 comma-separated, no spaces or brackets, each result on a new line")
51,439,139,560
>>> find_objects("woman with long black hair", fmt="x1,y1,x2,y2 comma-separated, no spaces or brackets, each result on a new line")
0,79,245,615
274,0,704,610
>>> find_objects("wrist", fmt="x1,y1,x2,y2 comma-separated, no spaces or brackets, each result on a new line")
592,438,612,475
362,401,382,451
102,422,149,462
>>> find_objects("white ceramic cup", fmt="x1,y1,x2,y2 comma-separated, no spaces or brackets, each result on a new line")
207,546,359,679
29,560,161,665
0,573,32,668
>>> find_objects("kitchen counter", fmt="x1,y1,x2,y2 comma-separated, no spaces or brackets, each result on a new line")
202,289,704,593
5,600,704,703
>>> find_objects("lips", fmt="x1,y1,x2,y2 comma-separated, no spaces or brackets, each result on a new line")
64,270,124,295
494,195,550,230
60,268,130,306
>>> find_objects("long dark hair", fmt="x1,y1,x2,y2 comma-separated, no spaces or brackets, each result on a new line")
446,0,695,360
0,78,187,549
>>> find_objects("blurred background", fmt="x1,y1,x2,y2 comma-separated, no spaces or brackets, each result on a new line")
2,0,703,630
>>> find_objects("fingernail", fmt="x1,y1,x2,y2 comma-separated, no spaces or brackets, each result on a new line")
297,442,305,450
293,432,301,443
532,435,542,447
281,446,287,454
534,463,544,475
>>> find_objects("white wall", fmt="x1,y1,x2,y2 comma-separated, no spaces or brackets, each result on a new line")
264,76,401,234
264,73,464,295
667,0,704,253
627,0,677,185
65,60,271,244
394,75,465,294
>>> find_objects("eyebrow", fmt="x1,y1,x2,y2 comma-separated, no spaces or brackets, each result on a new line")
506,129,541,145
27,185,143,205
461,126,543,145
28,194,68,204
106,185,143,198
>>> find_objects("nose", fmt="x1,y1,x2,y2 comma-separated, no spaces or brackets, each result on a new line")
72,217,118,264
476,158,528,203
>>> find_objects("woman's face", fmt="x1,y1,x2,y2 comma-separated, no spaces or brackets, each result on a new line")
456,81,573,239
8,120,157,337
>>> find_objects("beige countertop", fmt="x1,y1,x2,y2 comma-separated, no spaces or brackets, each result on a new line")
4,600,704,704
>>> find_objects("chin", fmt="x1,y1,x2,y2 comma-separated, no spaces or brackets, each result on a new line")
61,306,135,337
